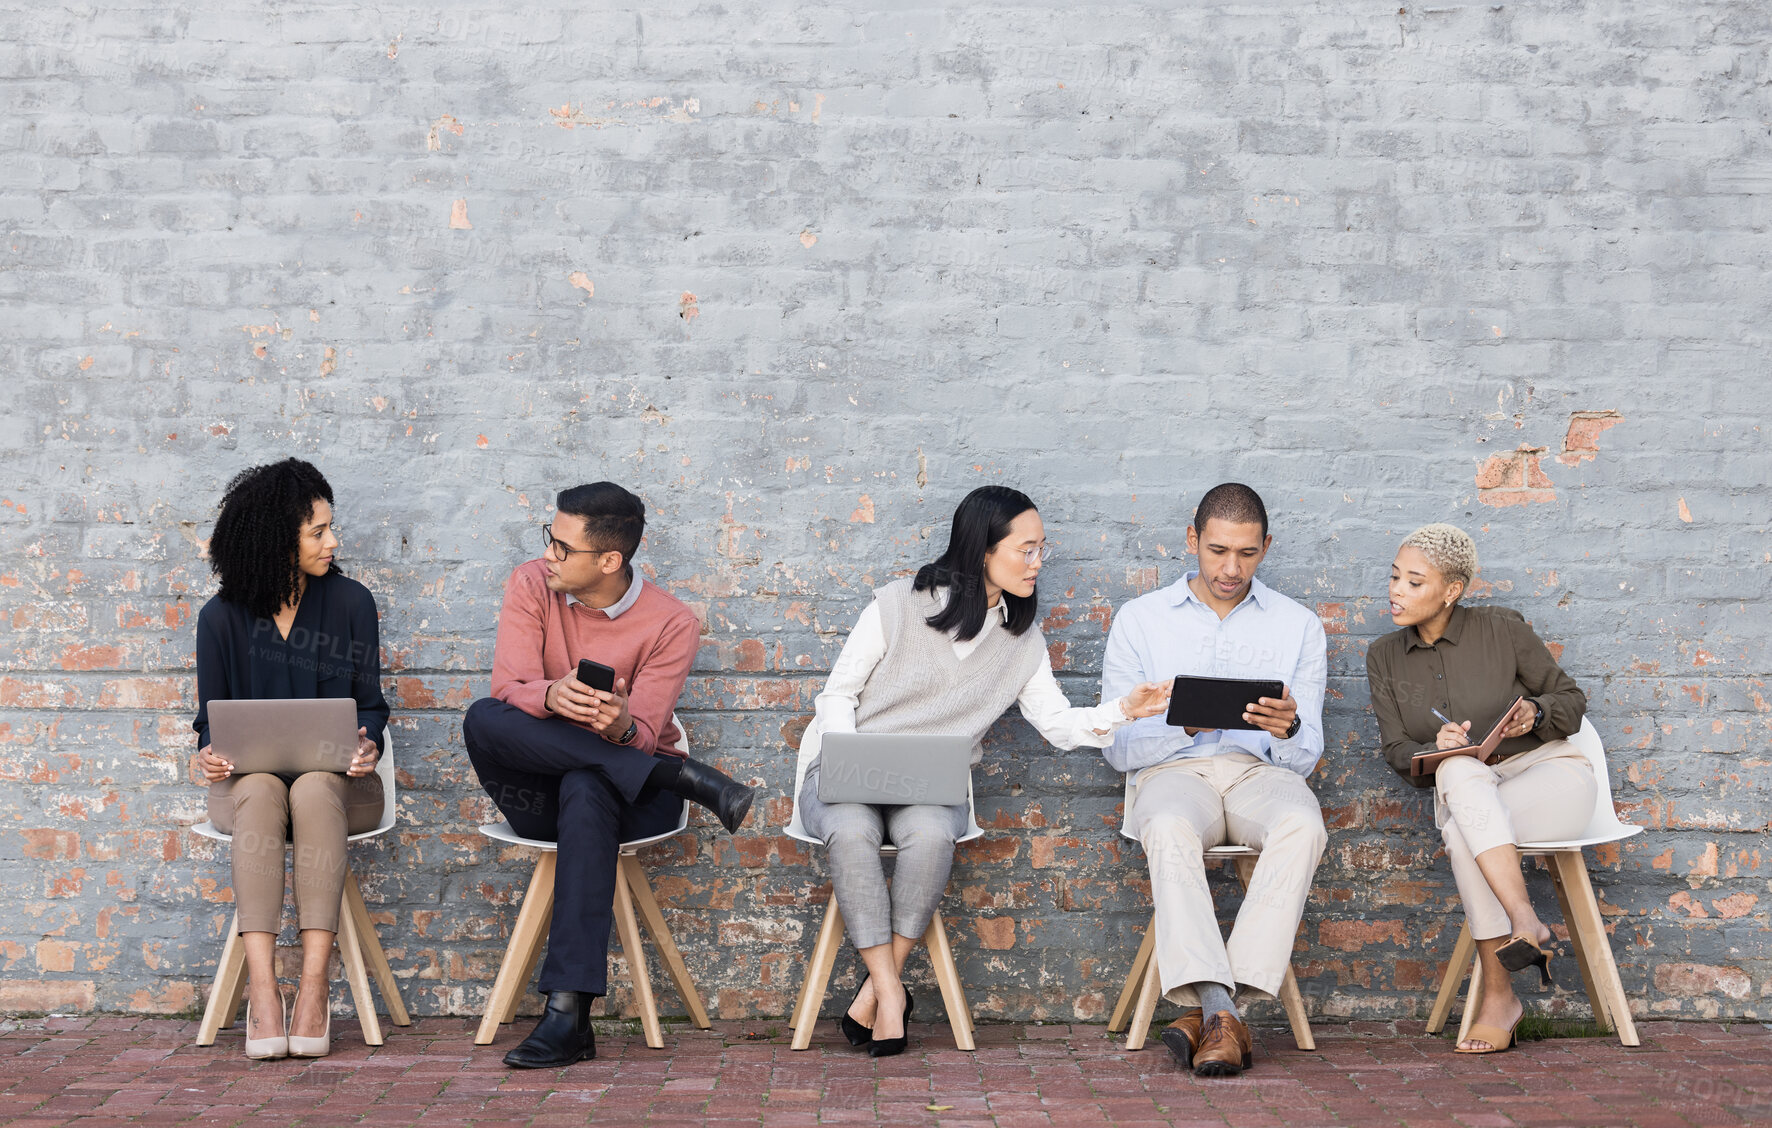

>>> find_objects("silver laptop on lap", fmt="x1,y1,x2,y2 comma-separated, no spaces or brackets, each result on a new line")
207,698,360,775
816,732,973,806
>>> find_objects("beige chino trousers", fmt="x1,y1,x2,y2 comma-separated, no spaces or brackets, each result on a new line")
208,770,384,935
1433,738,1596,940
1128,751,1327,1007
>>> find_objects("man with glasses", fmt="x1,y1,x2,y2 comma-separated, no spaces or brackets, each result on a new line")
463,481,755,1068
1099,483,1328,1078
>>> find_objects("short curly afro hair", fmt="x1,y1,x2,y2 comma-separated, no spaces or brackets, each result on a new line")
208,459,338,622
1399,523,1478,590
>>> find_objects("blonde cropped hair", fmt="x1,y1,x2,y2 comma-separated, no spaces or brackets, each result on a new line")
1400,523,1478,589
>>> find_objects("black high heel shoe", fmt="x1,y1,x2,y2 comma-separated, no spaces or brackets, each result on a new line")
840,978,874,1048
1495,933,1556,988
866,987,914,1058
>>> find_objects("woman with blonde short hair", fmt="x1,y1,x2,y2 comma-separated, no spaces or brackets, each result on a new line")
1365,523,1596,1055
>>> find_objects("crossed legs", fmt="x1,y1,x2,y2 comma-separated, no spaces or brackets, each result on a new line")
1436,745,1597,1050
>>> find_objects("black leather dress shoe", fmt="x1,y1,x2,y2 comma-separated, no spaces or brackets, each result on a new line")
671,758,755,834
503,991,596,1068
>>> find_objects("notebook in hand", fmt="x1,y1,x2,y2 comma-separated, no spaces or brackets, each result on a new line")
1410,696,1525,777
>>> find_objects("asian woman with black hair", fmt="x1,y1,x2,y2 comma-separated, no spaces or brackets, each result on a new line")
786,485,1171,1056
192,459,389,1060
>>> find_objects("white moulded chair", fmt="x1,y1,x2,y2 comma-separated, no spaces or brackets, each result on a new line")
1108,772,1317,1052
192,732,410,1047
784,771,985,1052
1427,716,1643,1046
472,714,711,1049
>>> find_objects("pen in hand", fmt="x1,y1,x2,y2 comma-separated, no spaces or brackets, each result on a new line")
1430,708,1456,727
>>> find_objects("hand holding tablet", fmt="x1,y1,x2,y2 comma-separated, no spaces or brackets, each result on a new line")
1164,675,1288,734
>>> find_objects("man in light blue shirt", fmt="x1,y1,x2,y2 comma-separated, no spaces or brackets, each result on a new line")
1101,483,1328,1078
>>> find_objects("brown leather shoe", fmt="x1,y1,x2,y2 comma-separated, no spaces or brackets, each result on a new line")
1191,1010,1253,1077
1159,1008,1203,1069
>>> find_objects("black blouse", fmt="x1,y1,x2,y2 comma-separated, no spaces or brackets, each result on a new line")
192,571,389,753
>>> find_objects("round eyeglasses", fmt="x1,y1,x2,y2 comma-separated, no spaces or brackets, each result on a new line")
542,523,609,558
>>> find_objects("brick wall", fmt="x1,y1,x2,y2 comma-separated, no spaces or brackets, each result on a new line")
2,2,1767,1025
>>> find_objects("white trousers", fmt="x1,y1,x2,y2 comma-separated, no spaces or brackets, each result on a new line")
1128,752,1327,1006
1434,739,1596,939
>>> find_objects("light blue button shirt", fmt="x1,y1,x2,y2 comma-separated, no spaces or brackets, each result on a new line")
1101,572,1327,777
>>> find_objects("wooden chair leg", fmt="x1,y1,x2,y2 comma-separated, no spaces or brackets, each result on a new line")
923,912,975,1051
335,890,384,1046
1108,914,1156,1035
1427,923,1476,1034
343,872,410,1027
1552,852,1639,1047
621,854,711,1029
790,895,844,1051
1278,964,1316,1051
476,853,556,1045
223,946,249,1032
505,923,548,1024
195,912,247,1046
612,857,664,1048
1124,943,1164,1051
1549,854,1612,1031
1455,955,1482,1048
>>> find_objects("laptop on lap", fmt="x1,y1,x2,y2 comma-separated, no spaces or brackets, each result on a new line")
207,698,361,775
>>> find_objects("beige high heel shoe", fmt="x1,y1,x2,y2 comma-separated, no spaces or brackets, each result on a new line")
287,983,331,1059
244,992,289,1060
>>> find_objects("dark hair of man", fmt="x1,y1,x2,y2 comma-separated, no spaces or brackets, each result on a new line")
209,458,338,623
913,484,1039,642
556,481,646,568
1193,482,1269,538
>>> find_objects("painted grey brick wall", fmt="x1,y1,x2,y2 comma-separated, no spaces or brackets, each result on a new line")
2,2,1767,1025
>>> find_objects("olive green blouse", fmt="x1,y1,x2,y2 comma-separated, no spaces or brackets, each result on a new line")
1365,603,1587,789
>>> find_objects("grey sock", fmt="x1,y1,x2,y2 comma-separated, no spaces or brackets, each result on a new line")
1192,981,1239,1019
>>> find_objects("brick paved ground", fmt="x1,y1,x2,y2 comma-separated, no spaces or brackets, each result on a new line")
1,1016,1768,1127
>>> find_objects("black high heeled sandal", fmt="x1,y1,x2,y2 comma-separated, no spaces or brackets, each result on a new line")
1495,934,1556,988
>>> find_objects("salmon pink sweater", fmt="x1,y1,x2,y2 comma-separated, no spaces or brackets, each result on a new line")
489,559,699,758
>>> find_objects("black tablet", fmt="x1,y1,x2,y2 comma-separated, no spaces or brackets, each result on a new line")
1165,675,1286,731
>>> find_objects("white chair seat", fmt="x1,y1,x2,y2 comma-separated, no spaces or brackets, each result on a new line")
190,821,394,846
479,805,690,855
1517,827,1642,852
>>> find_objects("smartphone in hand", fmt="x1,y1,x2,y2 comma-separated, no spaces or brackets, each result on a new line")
576,659,616,693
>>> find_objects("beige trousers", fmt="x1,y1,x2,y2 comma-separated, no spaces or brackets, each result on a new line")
1433,739,1596,940
208,771,384,934
1128,751,1327,1006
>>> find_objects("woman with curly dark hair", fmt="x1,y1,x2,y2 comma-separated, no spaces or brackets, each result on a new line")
192,459,389,1060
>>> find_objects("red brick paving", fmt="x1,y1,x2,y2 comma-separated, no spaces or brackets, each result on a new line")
1,1016,1767,1126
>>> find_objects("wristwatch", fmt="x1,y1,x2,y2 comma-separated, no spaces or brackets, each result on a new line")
1283,716,1301,740
1530,701,1544,732
614,719,639,746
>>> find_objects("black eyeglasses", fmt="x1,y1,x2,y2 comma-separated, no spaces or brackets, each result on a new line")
542,523,609,558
